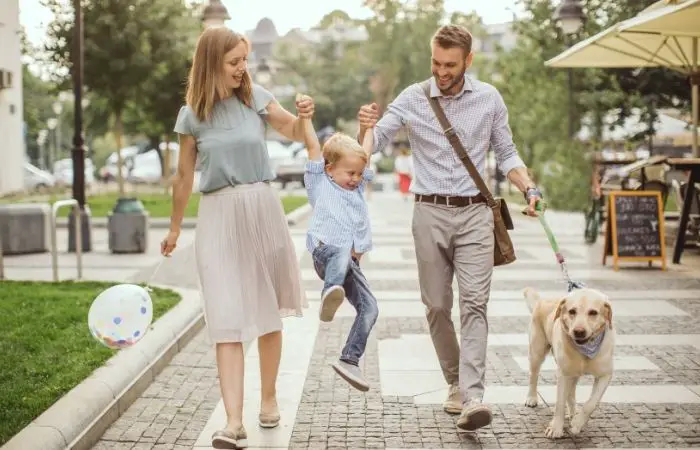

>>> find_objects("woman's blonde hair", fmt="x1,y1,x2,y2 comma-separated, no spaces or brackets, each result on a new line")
322,133,368,166
186,27,253,122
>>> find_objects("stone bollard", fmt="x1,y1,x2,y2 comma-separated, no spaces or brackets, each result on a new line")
0,203,51,255
107,198,149,254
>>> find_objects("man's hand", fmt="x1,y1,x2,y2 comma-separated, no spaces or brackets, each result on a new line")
358,103,379,128
296,95,315,119
524,187,544,217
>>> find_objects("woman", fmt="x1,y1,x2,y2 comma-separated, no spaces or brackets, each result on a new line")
394,147,413,200
161,27,310,449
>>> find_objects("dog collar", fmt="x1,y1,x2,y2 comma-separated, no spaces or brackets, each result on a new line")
572,329,606,359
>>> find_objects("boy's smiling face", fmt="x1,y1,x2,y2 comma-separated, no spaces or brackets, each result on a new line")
326,154,366,190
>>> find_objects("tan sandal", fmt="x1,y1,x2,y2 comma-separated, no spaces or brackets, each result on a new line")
212,425,247,449
258,411,280,428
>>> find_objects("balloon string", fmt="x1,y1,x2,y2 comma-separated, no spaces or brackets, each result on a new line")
144,257,167,292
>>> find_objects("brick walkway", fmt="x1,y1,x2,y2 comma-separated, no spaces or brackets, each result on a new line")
93,187,700,449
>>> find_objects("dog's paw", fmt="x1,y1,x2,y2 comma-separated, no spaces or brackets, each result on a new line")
569,413,586,435
524,395,538,407
545,419,565,439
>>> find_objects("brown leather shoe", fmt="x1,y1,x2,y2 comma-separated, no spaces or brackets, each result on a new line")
443,384,462,414
456,398,493,432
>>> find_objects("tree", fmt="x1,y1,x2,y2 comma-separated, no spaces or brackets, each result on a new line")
478,0,693,211
274,36,373,128
362,0,444,111
123,0,200,182
43,0,199,196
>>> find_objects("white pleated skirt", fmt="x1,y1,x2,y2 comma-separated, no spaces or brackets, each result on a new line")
194,182,306,344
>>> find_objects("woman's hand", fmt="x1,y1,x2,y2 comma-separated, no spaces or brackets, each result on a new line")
295,95,315,119
161,229,180,257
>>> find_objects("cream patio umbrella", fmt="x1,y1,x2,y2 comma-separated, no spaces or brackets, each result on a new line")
545,0,700,156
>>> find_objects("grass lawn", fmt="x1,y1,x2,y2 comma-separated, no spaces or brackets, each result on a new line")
0,281,181,445
2,192,308,218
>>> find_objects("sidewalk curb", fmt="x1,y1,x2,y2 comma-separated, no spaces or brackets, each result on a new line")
56,217,198,229
1,286,204,450
286,202,312,225
55,202,311,229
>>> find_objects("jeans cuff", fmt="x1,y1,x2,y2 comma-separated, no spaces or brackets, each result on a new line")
340,356,359,366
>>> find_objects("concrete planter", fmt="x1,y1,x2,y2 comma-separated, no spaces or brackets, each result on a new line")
107,198,149,254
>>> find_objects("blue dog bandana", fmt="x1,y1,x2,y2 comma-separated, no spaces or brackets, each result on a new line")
572,329,606,359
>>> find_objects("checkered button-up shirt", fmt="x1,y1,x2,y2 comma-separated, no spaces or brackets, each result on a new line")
371,76,525,197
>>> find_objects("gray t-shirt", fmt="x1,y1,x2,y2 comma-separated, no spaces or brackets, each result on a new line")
173,84,276,193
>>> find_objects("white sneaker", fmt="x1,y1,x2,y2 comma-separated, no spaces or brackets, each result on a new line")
331,360,369,391
319,285,345,322
443,384,462,414
456,398,492,432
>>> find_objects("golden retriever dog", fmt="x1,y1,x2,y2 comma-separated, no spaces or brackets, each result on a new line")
523,287,615,439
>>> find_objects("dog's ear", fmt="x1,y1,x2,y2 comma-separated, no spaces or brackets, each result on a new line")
603,301,613,329
554,298,567,321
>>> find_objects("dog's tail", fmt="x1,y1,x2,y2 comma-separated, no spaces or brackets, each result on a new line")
523,287,540,313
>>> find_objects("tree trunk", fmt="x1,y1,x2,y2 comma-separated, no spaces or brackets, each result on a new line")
115,111,126,196
163,136,171,195
149,134,164,176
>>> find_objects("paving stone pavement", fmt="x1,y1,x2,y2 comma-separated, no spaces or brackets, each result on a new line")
93,186,700,449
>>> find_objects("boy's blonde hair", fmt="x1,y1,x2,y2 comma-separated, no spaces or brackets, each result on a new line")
322,133,368,166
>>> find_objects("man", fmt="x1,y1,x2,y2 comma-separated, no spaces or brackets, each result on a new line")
357,24,542,432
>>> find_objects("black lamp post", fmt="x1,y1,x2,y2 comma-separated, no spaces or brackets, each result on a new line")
553,0,585,138
69,0,92,252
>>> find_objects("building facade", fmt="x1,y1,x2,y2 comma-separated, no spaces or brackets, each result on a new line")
0,0,24,195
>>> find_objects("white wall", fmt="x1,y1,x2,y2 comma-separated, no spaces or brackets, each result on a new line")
0,0,25,196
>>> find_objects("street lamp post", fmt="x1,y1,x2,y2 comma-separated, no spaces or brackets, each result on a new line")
255,58,271,86
553,0,585,138
69,0,92,252
52,100,62,162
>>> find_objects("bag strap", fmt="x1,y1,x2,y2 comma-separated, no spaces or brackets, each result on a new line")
420,80,497,208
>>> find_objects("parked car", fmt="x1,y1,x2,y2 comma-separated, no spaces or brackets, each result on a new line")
24,163,56,192
53,158,95,187
274,141,308,188
265,140,295,179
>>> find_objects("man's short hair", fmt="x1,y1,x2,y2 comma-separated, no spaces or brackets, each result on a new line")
432,24,473,56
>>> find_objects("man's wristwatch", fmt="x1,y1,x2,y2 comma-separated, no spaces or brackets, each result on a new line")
524,186,543,201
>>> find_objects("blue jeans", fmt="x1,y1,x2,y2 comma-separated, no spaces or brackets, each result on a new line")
312,244,379,366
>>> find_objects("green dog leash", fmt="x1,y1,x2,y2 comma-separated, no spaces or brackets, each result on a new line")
523,202,584,292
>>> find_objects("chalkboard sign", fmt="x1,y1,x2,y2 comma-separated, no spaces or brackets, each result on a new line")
603,191,667,271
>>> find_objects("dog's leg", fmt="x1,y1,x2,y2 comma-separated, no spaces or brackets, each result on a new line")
545,373,576,439
525,329,548,407
570,374,611,435
566,376,578,419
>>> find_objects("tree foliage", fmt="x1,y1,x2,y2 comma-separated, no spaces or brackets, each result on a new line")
43,0,201,190
481,0,692,210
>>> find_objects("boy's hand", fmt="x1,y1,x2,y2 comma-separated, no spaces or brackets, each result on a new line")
295,94,315,119
358,103,379,128
296,93,321,160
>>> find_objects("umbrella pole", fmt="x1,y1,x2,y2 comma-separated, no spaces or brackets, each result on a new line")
693,37,699,157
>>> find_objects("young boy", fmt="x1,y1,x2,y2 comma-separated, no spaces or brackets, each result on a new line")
298,94,378,392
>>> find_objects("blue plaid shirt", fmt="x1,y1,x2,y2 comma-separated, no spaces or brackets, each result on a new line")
304,160,374,254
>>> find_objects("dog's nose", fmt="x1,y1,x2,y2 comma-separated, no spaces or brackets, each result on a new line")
573,328,586,339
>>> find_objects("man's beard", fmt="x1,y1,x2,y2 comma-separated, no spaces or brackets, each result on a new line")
434,67,466,95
